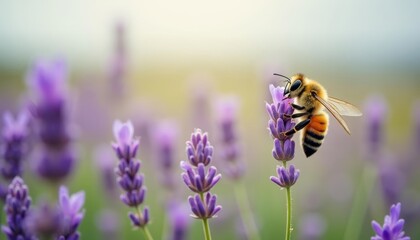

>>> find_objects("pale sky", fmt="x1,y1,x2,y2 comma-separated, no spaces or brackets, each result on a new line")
1,0,419,70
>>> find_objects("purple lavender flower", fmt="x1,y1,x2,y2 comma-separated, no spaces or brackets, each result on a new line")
266,82,299,240
94,145,118,200
152,121,178,190
185,129,213,167
1,111,30,180
215,96,244,179
266,84,296,160
181,162,221,193
2,177,36,240
35,147,75,181
270,164,300,188
363,95,387,160
56,186,85,240
181,129,222,223
112,120,150,228
168,202,191,240
272,138,295,161
96,210,119,240
188,193,222,219
371,202,410,240
27,59,75,181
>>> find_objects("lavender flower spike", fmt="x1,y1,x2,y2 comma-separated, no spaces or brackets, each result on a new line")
371,202,410,240
27,59,75,182
270,165,300,188
266,84,296,161
216,96,244,179
112,120,152,232
1,111,30,180
2,176,36,240
181,129,221,240
57,186,85,240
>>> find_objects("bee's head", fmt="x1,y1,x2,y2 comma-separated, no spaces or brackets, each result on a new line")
273,73,305,99
285,74,306,99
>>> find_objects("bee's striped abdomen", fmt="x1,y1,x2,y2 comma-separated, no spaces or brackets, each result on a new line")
301,113,329,157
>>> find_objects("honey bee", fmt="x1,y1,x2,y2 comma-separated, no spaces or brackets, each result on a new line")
274,73,362,157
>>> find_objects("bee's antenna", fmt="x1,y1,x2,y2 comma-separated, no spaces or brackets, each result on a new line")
273,73,291,83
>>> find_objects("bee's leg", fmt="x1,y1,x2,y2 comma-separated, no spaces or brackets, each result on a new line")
290,103,306,110
284,111,311,119
284,118,311,136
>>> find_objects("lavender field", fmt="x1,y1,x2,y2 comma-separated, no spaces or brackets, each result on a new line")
0,1,419,240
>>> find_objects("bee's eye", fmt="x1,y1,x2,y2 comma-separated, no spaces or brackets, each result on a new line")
290,80,302,92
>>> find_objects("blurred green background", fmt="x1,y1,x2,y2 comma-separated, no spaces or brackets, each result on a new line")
1,0,420,239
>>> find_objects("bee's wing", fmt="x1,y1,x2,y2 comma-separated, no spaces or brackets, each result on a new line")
328,97,363,116
312,92,351,135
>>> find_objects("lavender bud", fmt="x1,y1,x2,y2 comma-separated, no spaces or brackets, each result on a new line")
371,202,410,240
186,129,213,167
152,121,178,190
363,95,387,160
270,165,300,188
181,162,221,194
57,186,85,240
215,96,244,179
1,111,30,180
272,138,295,161
188,193,222,219
2,177,36,240
128,207,150,228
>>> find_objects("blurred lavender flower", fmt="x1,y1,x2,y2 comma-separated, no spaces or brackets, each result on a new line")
266,84,296,161
94,145,118,200
1,111,30,181
96,210,119,240
215,96,244,179
181,129,221,239
2,177,36,240
298,213,326,240
57,186,85,240
112,120,151,229
270,164,300,188
25,201,61,239
152,121,178,190
371,202,410,240
108,20,127,99
27,59,75,181
377,154,405,207
168,202,191,240
189,78,212,131
363,95,387,160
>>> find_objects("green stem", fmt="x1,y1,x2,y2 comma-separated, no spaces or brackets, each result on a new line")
199,193,212,240
285,186,292,240
283,161,292,240
234,181,261,240
135,207,154,240
343,166,376,240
